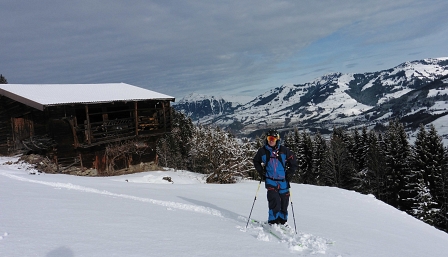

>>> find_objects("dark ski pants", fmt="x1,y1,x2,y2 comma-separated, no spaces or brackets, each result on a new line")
267,187,290,223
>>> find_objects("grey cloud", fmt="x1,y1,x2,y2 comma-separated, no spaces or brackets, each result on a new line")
1,0,447,98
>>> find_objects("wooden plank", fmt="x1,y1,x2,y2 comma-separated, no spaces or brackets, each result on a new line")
134,102,139,136
85,105,91,145
67,118,79,148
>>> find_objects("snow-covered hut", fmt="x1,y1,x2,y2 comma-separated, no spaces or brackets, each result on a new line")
0,83,175,174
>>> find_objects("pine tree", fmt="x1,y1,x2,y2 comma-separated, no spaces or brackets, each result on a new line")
411,178,440,226
364,130,386,197
350,129,362,169
283,127,300,158
283,129,300,183
174,108,195,169
360,127,369,173
400,124,429,214
0,74,7,84
323,128,355,189
426,125,446,196
289,128,302,183
347,129,367,191
312,131,328,186
156,108,194,170
438,148,448,231
383,120,411,209
283,130,295,153
425,124,448,230
297,130,314,184
293,127,301,156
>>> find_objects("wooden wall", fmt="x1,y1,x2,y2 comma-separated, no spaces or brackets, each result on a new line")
0,95,172,174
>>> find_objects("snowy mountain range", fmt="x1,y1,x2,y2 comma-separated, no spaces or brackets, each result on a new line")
175,93,253,120
174,57,448,142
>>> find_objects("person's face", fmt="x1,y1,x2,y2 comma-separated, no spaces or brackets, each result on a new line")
267,135,278,147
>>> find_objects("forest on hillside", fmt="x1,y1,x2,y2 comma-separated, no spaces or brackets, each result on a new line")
157,108,448,234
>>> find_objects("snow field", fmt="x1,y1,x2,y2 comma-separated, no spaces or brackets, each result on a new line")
1,156,448,256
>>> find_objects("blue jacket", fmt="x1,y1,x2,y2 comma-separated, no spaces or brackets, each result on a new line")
253,142,297,191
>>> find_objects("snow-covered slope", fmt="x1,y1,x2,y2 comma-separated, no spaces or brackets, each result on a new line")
229,58,448,131
1,156,448,257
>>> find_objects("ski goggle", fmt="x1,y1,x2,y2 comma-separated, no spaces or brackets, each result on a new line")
267,135,279,142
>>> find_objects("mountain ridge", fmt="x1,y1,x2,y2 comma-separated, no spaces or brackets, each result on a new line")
174,57,448,142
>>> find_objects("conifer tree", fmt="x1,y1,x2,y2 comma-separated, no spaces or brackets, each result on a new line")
383,120,411,209
291,128,302,183
283,130,296,153
156,108,194,170
360,127,369,173
312,131,328,186
283,129,300,183
324,128,355,189
404,124,428,215
350,129,362,167
292,127,301,156
173,108,195,168
363,130,386,197
438,148,448,231
411,178,440,226
290,130,303,183
426,125,447,196
340,128,359,189
425,124,448,230
0,74,7,84
382,121,399,207
297,130,314,184
356,127,371,193
346,129,367,191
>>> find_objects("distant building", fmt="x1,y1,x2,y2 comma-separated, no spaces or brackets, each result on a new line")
0,83,175,175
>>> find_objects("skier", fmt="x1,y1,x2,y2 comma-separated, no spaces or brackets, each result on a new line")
253,129,298,225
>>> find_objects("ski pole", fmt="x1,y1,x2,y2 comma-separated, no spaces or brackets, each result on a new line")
290,191,298,234
245,179,262,229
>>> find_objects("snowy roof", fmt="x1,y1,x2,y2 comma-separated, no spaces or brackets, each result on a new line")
0,83,175,111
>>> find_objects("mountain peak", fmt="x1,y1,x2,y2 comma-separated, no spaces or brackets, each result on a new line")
177,93,223,104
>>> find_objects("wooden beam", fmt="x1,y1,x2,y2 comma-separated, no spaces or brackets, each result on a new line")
79,153,84,170
85,105,91,145
162,102,167,132
68,118,79,148
134,102,139,136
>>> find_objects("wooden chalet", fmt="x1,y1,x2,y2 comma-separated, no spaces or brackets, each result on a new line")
0,83,175,175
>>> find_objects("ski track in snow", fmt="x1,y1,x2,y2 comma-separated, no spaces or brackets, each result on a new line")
238,218,334,254
0,171,223,217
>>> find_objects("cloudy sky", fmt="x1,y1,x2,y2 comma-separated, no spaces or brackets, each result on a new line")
1,0,447,99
